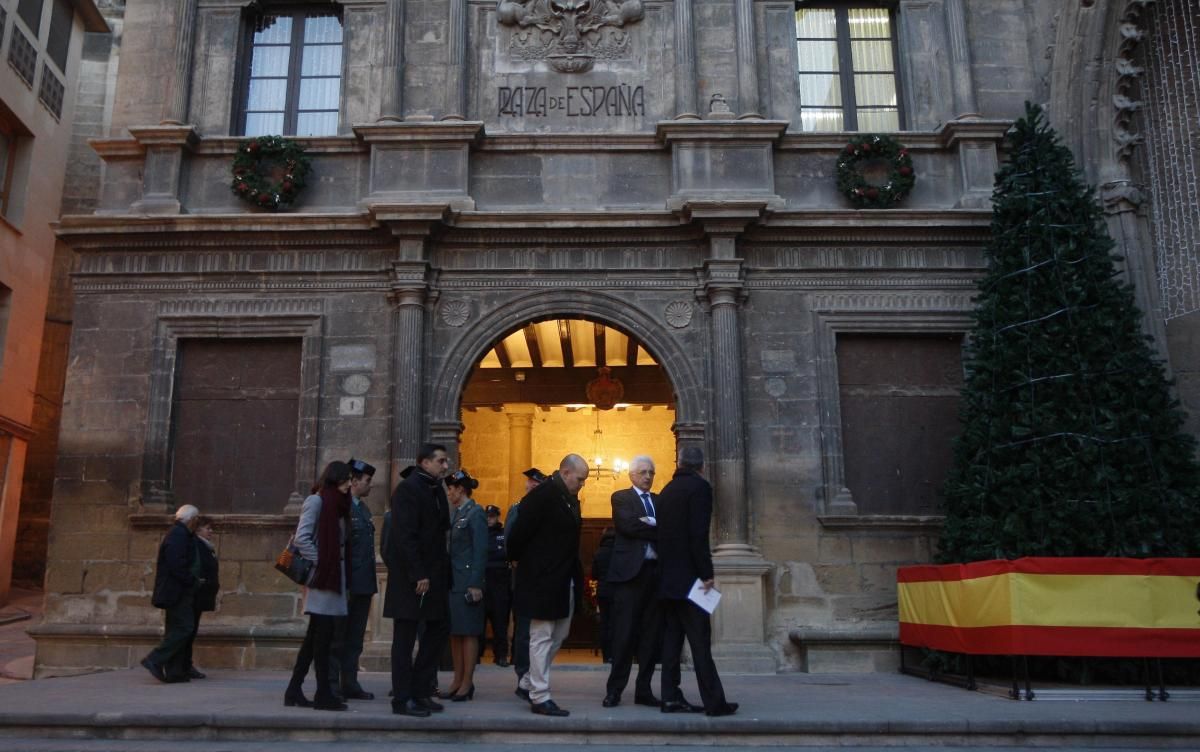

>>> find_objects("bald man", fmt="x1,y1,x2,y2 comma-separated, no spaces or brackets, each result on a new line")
506,454,588,717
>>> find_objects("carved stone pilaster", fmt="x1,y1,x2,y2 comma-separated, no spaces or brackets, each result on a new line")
430,420,465,467
128,125,198,215
734,0,761,118
944,0,978,120
673,0,699,118
445,0,468,119
162,0,198,125
379,0,406,122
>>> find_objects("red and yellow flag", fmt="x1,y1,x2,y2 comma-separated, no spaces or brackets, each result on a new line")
897,558,1200,656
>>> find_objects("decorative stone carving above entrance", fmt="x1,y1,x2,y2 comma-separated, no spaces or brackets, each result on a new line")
497,0,645,73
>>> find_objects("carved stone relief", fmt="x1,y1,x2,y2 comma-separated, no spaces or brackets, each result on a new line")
497,0,645,73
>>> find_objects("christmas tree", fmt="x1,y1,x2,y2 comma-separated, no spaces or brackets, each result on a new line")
937,103,1200,563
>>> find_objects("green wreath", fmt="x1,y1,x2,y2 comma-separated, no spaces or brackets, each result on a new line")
835,134,915,209
230,136,311,211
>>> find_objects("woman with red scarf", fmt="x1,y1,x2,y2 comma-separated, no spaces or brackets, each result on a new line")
284,461,352,711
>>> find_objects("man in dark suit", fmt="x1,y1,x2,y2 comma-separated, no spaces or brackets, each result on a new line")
505,467,546,683
602,454,664,708
656,447,738,717
507,454,587,717
383,443,451,718
142,504,202,683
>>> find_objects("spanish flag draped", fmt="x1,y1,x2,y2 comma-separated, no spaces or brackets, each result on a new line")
897,558,1200,657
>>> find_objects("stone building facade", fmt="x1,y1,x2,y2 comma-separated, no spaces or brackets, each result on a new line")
0,0,107,607
28,0,1200,675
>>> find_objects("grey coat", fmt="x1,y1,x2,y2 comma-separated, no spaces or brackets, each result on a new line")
295,493,348,616
449,499,487,593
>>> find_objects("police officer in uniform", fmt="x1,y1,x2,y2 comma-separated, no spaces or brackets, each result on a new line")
482,504,512,666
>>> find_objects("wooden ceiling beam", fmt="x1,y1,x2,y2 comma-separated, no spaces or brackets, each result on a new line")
559,319,575,368
594,322,606,367
523,325,543,368
494,343,512,369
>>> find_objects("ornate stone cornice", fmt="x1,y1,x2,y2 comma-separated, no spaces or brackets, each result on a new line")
810,291,977,312
656,119,789,144
157,298,325,317
353,121,485,144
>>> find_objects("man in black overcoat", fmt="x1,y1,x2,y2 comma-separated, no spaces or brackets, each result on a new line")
142,504,202,683
507,454,587,717
383,443,451,717
656,447,738,717
602,454,664,707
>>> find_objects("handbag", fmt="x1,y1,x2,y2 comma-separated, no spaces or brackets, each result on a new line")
274,536,314,586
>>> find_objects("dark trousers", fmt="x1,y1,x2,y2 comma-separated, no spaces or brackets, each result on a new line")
331,593,373,693
288,613,339,704
660,598,727,712
605,560,663,697
483,570,511,662
511,611,531,679
391,617,448,705
146,592,196,680
182,606,205,672
598,596,614,662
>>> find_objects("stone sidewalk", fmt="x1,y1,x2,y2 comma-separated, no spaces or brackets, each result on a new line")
0,585,40,685
0,663,1197,748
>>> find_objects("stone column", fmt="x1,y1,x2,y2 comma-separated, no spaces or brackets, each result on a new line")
944,0,978,119
445,0,468,119
379,0,406,122
507,404,535,505
162,0,199,125
673,0,699,118
390,241,431,486
703,235,749,550
733,0,761,117
699,219,775,673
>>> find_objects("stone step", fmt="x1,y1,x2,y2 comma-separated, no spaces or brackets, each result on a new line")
0,668,1196,749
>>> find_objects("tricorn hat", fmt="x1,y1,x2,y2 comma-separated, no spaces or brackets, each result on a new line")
523,467,547,482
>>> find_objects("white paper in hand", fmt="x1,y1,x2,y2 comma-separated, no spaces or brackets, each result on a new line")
687,578,721,614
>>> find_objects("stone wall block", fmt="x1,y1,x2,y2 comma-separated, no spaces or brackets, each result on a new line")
817,534,853,564
831,593,897,621
811,563,859,594
849,535,924,564
81,562,140,592
43,564,84,594
216,593,298,621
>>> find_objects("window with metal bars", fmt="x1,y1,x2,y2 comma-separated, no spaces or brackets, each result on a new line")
794,2,903,132
236,6,343,137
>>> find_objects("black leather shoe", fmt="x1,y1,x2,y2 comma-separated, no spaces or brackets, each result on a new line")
602,693,620,708
185,667,206,680
392,700,431,717
344,689,375,701
661,699,704,714
531,699,569,716
633,692,661,707
139,657,165,682
413,697,444,713
515,686,531,703
284,690,312,708
313,698,348,711
705,702,739,717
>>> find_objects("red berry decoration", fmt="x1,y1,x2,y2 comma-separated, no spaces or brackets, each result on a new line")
834,134,916,209
230,136,311,212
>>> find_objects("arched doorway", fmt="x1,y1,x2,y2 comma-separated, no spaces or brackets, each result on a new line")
457,317,677,655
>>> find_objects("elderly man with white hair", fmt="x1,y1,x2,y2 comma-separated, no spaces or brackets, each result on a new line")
142,504,204,683
602,454,665,709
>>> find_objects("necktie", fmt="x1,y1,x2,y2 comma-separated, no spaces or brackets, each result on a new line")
641,492,655,518
641,493,656,559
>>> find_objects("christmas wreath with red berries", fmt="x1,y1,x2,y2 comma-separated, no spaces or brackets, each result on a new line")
835,134,915,209
230,136,311,211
